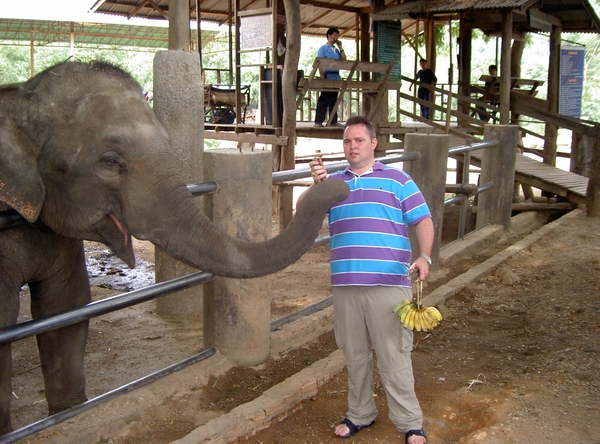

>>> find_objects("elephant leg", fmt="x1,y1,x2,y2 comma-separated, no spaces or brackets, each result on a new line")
0,290,20,435
29,239,91,415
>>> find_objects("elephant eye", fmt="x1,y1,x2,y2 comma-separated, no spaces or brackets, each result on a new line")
105,158,120,167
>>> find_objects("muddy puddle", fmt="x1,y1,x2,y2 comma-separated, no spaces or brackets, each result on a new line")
85,244,155,292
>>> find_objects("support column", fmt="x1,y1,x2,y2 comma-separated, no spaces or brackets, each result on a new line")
476,125,519,230
544,24,562,167
499,10,512,124
203,150,272,366
404,133,450,269
153,50,205,319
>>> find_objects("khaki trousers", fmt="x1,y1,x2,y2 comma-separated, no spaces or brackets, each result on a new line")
332,285,423,432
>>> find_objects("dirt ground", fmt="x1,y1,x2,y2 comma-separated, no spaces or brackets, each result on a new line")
8,209,600,443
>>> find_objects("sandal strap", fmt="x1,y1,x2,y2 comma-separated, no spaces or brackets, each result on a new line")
406,429,427,443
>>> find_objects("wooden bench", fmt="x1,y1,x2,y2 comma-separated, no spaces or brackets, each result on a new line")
479,75,545,96
296,58,394,124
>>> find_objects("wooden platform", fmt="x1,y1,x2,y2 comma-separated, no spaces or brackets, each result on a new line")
467,151,589,205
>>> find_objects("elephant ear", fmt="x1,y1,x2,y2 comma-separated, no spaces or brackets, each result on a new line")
0,116,45,222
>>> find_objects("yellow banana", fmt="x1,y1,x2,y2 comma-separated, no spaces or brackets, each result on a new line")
399,302,414,323
426,306,443,322
393,299,413,313
414,309,423,331
421,309,439,330
408,308,416,331
402,306,413,329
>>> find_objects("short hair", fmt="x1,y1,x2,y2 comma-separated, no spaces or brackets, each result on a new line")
420,59,427,63
489,64,498,72
344,116,377,140
327,27,340,37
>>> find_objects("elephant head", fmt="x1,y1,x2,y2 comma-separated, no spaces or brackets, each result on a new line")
0,61,349,277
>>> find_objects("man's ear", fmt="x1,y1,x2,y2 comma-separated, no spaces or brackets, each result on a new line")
0,117,46,222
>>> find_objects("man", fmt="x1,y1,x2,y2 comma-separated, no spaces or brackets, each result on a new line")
299,116,433,444
314,27,347,127
416,59,437,120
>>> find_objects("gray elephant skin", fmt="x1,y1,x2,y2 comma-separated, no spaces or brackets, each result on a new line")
0,61,349,434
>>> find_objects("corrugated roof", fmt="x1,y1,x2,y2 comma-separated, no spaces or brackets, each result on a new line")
0,18,224,49
90,0,407,40
372,0,600,33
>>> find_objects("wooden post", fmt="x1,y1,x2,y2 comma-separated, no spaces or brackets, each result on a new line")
168,0,191,50
278,0,300,231
499,10,512,124
404,133,450,268
586,127,600,217
544,24,562,167
476,125,519,230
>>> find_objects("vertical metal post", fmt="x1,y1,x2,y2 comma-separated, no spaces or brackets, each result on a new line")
458,138,471,239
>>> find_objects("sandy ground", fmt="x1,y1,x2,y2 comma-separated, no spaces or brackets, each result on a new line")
7,209,600,443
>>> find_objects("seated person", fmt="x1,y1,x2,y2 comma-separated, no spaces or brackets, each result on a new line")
478,65,499,122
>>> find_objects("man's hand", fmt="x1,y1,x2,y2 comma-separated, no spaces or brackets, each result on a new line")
309,158,326,183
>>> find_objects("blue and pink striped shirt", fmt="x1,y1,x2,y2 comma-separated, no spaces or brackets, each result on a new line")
327,161,431,288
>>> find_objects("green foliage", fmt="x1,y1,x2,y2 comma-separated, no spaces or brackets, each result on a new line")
0,43,154,92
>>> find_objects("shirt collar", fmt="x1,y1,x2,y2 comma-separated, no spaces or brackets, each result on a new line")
344,160,384,176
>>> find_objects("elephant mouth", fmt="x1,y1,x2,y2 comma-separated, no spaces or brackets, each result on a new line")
98,213,135,268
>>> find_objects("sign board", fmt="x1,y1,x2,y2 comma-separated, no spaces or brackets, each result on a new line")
376,21,401,80
528,9,553,32
560,45,585,118
240,13,272,50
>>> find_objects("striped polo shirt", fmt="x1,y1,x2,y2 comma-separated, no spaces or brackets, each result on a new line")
327,161,431,288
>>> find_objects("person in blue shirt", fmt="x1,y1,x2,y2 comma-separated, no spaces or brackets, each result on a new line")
314,27,347,127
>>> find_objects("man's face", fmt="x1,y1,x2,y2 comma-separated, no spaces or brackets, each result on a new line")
419,61,427,69
329,32,339,43
343,124,377,173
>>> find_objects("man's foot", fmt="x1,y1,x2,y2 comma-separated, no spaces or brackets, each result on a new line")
314,122,324,127
329,122,343,127
334,418,375,438
405,429,427,444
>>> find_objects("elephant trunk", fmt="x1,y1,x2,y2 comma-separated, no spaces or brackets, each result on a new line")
147,180,348,278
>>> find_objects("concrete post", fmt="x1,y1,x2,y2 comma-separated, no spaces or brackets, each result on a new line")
403,133,449,268
202,150,272,367
476,125,519,230
153,50,205,319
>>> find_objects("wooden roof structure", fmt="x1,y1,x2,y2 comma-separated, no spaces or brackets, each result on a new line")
372,0,600,34
89,0,425,40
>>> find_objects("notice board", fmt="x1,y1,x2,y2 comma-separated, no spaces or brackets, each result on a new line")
376,21,401,80
560,45,585,118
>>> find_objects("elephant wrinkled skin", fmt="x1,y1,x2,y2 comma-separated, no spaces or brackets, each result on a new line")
0,61,349,434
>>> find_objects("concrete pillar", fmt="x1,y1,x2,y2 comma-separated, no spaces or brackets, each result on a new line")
404,133,450,269
476,125,519,230
202,150,272,367
153,50,205,319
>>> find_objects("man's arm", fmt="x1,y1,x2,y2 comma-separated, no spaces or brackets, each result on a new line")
413,217,434,280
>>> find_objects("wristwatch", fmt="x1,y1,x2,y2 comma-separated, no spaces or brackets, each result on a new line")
419,253,432,265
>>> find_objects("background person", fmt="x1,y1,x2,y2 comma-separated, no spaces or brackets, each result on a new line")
299,116,433,444
478,64,500,121
314,27,346,127
416,59,437,120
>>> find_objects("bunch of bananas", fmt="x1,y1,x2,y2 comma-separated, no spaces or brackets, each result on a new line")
393,299,443,331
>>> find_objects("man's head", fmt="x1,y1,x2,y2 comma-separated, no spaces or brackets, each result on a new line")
489,65,498,75
419,59,428,69
327,27,340,44
342,116,378,174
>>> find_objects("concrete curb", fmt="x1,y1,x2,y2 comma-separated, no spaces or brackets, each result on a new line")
171,209,582,444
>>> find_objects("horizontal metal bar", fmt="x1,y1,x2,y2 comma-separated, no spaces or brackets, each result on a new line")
443,181,495,207
0,271,215,346
449,139,498,155
0,348,217,444
271,151,419,183
187,180,219,195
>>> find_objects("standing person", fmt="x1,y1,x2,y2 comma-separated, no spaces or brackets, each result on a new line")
314,27,347,127
298,116,433,444
416,59,437,120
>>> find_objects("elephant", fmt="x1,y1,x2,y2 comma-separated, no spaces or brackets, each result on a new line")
0,60,349,434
